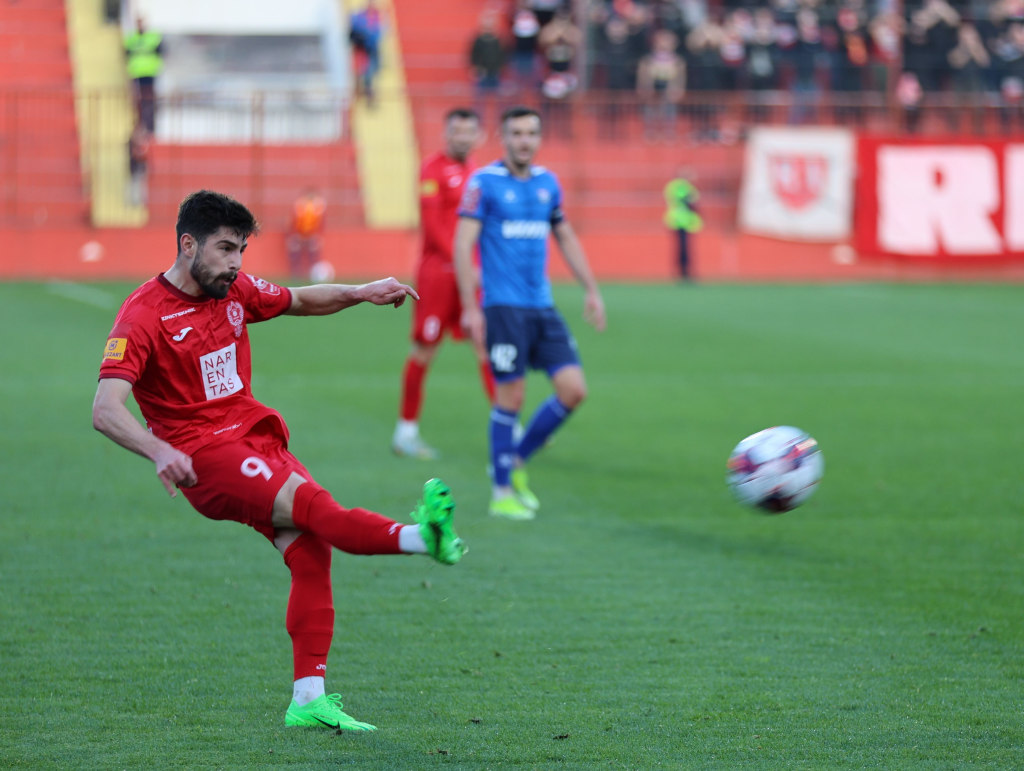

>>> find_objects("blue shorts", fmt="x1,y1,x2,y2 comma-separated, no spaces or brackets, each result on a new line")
484,305,579,382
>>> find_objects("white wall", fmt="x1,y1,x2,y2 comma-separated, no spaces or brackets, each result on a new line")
125,0,352,142
128,0,337,35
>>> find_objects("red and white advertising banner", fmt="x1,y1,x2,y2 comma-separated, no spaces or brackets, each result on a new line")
739,127,855,241
855,137,1024,261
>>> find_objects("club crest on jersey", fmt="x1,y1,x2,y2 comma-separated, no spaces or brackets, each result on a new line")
227,300,244,338
537,188,550,203
460,183,481,211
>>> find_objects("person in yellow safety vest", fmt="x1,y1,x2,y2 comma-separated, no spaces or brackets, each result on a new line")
663,170,703,282
124,17,163,133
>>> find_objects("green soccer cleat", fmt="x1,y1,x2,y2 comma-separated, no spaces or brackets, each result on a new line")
510,467,540,511
411,478,466,565
284,693,377,731
489,492,536,521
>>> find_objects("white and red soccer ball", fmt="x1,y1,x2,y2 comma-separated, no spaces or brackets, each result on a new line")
727,426,824,514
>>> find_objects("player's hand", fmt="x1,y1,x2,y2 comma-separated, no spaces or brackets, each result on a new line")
153,444,197,498
359,277,420,308
461,305,486,349
584,290,606,332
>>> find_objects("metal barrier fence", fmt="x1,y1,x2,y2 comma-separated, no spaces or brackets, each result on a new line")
454,87,1024,142
3,86,1022,229
0,88,354,228
1,88,85,227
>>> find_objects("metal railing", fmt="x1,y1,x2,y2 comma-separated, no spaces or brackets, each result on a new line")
3,86,1021,229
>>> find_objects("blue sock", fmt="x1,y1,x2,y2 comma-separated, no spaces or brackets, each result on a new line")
517,396,572,462
489,407,519,487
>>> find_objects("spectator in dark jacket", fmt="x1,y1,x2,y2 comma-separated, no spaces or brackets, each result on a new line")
789,9,825,124
469,10,506,122
745,7,781,122
596,15,639,139
948,21,992,132
832,6,870,123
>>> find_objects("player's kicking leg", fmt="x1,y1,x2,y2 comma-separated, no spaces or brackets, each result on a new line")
409,477,465,564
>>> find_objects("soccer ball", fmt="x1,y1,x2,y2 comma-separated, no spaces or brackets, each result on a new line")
726,426,824,514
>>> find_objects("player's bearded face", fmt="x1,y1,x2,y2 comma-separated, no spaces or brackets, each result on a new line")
190,241,238,300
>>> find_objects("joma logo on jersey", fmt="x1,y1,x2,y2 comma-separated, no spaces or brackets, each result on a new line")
501,220,550,239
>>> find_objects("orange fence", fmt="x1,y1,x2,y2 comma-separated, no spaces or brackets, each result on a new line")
0,88,362,229
4,87,1024,282
6,86,1024,231
9,87,1022,226
0,88,85,226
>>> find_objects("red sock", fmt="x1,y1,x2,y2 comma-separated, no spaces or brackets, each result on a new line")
283,533,334,680
479,360,496,403
400,358,427,421
292,482,404,555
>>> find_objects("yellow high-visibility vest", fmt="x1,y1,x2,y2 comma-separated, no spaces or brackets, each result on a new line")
663,178,703,232
125,31,163,79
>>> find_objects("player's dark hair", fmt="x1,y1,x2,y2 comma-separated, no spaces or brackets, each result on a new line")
175,190,260,254
445,107,480,124
501,106,541,128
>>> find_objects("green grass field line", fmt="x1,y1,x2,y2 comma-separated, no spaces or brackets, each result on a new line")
1,281,1021,768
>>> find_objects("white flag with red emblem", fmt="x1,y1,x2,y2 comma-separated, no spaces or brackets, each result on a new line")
739,127,855,241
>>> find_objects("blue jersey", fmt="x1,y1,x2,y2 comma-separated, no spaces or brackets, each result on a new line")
458,161,565,309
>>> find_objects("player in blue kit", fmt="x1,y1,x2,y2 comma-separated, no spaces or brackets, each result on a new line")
454,106,606,520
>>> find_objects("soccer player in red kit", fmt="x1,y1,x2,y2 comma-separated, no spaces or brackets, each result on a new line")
92,190,466,732
392,107,496,459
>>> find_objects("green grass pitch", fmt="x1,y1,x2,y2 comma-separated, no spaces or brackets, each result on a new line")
1,280,1021,768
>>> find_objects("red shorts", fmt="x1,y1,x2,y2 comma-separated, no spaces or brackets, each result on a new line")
181,418,313,543
411,261,466,345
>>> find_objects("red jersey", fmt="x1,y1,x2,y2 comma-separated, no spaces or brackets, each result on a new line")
98,273,293,455
419,151,474,269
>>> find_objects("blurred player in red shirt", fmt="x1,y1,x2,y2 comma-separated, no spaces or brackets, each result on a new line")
92,190,466,732
392,107,496,458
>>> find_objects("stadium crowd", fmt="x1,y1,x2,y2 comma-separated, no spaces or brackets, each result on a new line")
471,0,1024,133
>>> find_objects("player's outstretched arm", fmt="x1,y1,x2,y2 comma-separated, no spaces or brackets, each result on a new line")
92,377,197,497
552,220,607,332
287,277,420,316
